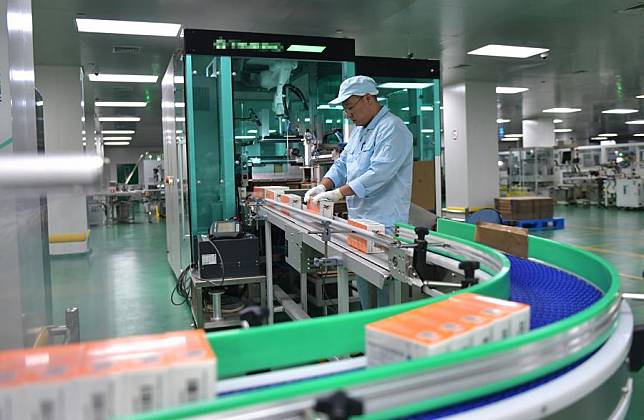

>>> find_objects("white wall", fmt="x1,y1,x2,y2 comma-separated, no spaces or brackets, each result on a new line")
523,118,555,147
103,147,162,185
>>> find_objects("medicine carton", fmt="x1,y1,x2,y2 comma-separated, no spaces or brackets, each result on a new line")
366,311,450,366
20,345,84,420
417,302,494,346
450,293,530,338
264,187,289,201
306,199,334,218
164,331,217,407
279,194,302,216
347,219,385,253
0,351,24,420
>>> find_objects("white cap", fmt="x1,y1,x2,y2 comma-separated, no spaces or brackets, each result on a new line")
329,75,379,105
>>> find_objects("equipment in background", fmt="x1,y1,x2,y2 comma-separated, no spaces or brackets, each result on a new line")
616,178,644,208
208,220,243,239
197,233,260,280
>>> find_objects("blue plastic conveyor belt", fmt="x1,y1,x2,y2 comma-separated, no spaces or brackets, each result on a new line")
409,255,604,419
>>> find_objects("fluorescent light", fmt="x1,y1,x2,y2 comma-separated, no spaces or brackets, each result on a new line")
634,133,644,137
104,141,131,146
234,135,255,140
176,130,183,134
304,118,310,122
175,102,185,108
600,140,616,145
501,138,520,142
635,94,644,99
81,130,86,135
102,130,135,134
497,119,511,123
286,44,326,53
553,119,563,124
554,128,572,133
378,82,433,89
403,121,410,125
317,105,342,110
401,106,410,111
626,120,644,125
421,129,434,133
590,136,607,140
98,116,140,122
377,97,386,102
176,117,185,122
75,18,180,37
598,133,618,137
95,101,147,107
496,87,529,94
542,108,582,113
82,136,86,141
174,76,184,84
36,100,43,106
421,106,433,111
504,134,523,138
103,136,132,141
468,44,549,58
325,119,333,123
89,74,158,83
602,109,638,114
247,129,257,134
269,129,276,133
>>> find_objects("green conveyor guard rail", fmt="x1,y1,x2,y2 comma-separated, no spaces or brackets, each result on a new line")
130,218,620,420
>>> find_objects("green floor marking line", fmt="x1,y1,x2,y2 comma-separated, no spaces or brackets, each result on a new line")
0,137,13,149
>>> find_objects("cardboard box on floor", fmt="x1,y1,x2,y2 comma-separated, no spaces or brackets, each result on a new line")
411,161,436,210
494,197,553,220
474,222,528,258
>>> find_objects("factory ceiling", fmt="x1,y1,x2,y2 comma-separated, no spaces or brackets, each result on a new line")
32,0,644,148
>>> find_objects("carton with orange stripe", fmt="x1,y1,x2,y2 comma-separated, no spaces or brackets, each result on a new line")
279,194,302,216
450,293,530,338
306,199,334,218
347,219,385,253
0,350,25,420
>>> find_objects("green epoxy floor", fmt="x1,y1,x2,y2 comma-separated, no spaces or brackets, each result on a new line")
49,206,643,416
50,221,192,342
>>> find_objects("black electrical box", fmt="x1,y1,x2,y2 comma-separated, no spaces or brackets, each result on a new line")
197,234,260,280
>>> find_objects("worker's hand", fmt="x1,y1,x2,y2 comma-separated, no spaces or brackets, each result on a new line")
304,184,326,203
312,188,344,203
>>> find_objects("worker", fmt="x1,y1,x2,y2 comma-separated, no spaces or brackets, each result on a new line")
304,75,413,309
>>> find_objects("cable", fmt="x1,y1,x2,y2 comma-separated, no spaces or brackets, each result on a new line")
205,237,226,288
171,264,193,306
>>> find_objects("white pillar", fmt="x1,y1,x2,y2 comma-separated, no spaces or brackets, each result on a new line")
35,65,89,255
523,118,555,147
444,81,498,209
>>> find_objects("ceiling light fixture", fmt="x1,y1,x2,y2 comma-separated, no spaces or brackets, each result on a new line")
553,119,563,123
496,119,511,123
98,116,141,122
600,140,616,145
602,109,638,114
590,136,608,140
102,130,135,134
554,128,572,133
468,44,549,58
504,134,523,138
421,106,433,111
103,141,131,146
95,101,147,107
377,82,433,89
542,108,582,113
634,133,644,137
421,129,434,133
286,44,326,53
176,117,185,122
103,136,132,141
501,138,520,141
89,74,158,83
637,95,644,99
496,87,529,94
174,102,185,108
598,133,618,137
625,120,644,125
75,18,181,37
174,76,184,84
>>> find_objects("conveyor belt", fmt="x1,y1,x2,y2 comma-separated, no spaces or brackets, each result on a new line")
409,255,605,419
219,255,605,415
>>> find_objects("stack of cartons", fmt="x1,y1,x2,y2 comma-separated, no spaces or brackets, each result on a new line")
366,293,530,366
347,219,385,254
0,330,216,420
494,197,554,220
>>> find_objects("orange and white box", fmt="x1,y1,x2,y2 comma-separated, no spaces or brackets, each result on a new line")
0,350,25,420
306,199,334,218
347,219,385,253
78,347,122,420
19,345,84,420
164,331,217,407
279,194,302,216
366,311,451,366
264,187,289,201
417,302,494,346
450,293,530,338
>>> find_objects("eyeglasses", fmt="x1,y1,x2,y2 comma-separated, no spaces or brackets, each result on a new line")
343,96,365,115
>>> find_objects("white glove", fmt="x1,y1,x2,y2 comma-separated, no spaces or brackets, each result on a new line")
312,188,344,203
304,184,326,203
